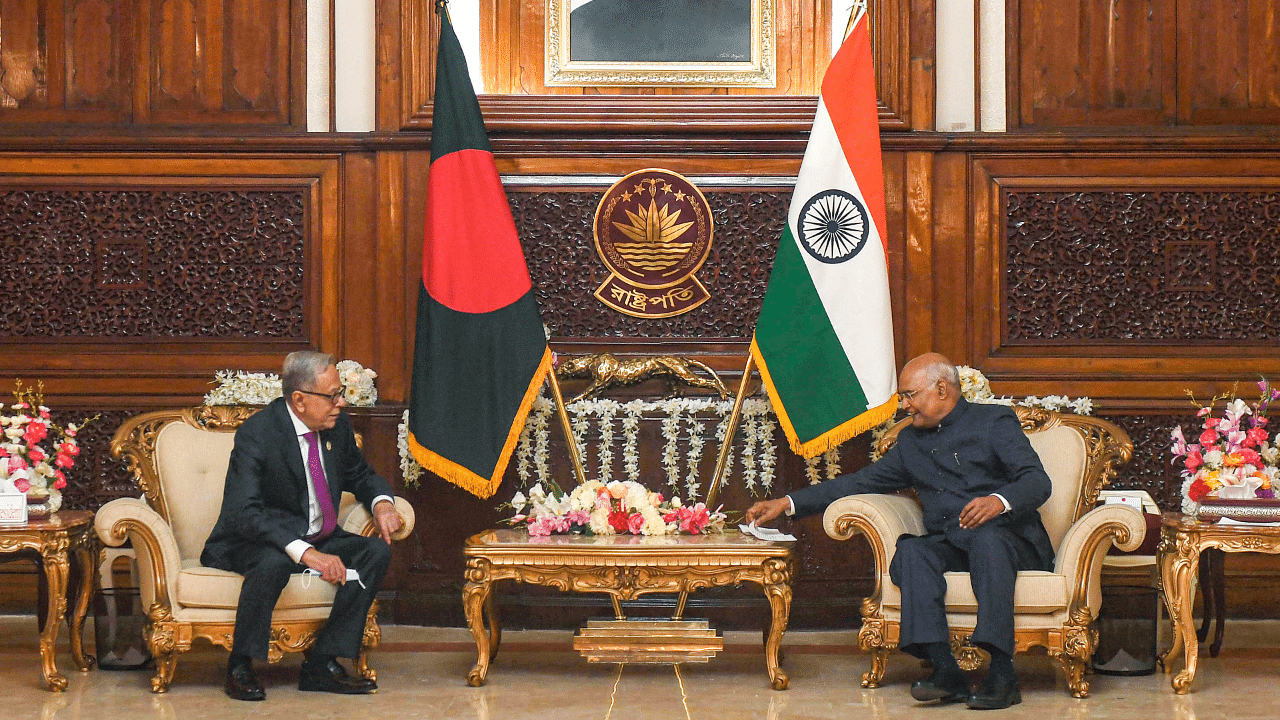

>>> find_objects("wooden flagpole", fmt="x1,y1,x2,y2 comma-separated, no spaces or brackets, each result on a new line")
704,352,755,508
547,367,589,487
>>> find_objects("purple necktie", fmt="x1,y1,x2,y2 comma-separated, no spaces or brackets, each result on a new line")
304,432,337,541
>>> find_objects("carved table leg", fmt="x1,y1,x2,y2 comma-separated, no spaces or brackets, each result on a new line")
1159,531,1200,694
69,534,96,671
39,542,70,691
761,560,791,691
463,559,495,687
484,591,501,662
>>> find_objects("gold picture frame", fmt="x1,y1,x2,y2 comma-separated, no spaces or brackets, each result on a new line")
545,0,776,88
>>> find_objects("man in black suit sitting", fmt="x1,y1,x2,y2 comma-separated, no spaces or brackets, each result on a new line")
746,353,1053,710
202,351,403,700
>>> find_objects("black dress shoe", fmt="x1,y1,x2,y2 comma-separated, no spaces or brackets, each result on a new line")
298,658,376,694
910,669,970,703
225,664,265,701
966,672,1022,710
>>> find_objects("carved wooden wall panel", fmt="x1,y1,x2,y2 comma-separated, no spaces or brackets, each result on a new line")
1011,0,1175,128
968,154,1280,402
0,0,134,123
0,154,341,404
0,188,307,338
1176,0,1280,125
1004,189,1280,343
513,189,785,339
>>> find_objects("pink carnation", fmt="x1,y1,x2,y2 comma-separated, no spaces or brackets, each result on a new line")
53,471,66,490
22,422,48,445
14,479,30,493
627,513,645,534
527,517,554,537
28,447,45,463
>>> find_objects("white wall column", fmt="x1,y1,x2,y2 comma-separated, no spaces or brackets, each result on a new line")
334,0,376,132
306,0,331,132
978,0,1007,131
935,0,976,131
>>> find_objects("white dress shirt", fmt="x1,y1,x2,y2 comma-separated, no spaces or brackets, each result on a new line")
284,404,393,563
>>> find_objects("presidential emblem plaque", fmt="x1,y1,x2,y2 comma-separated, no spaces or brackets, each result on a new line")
593,169,713,318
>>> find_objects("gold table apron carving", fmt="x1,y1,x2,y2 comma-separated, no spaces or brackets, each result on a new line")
0,510,96,691
463,530,794,689
1157,511,1280,694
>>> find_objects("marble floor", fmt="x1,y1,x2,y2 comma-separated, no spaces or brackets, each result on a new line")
5,616,1280,720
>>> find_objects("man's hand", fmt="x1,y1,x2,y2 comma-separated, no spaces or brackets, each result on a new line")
745,498,790,527
301,548,347,585
959,495,1005,529
373,499,403,544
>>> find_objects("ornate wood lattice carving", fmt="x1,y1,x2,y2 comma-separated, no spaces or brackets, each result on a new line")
513,190,785,338
0,188,306,339
1004,190,1280,343
1100,413,1198,511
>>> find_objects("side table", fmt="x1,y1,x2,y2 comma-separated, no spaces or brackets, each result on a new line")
1156,511,1280,694
462,529,795,689
0,510,96,691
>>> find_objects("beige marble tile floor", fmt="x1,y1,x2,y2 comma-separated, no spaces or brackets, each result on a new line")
5,616,1280,720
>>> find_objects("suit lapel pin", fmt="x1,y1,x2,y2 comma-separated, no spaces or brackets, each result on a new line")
326,441,332,452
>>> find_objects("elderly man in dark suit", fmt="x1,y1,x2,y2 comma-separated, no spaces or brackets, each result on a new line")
746,353,1053,710
202,351,403,701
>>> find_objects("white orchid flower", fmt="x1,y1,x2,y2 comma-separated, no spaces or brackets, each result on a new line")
510,491,527,513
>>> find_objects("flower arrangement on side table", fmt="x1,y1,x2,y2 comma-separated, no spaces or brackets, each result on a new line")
0,380,97,517
508,480,727,537
1170,380,1280,516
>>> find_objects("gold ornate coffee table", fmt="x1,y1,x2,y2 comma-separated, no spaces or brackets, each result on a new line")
462,529,795,689
1157,511,1280,694
0,510,96,691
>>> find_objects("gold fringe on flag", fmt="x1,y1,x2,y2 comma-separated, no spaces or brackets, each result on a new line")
751,338,899,458
407,348,553,499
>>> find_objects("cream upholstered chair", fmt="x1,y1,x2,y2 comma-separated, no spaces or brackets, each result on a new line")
95,406,416,693
823,407,1143,698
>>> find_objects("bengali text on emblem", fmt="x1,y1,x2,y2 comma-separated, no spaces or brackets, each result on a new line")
592,169,713,318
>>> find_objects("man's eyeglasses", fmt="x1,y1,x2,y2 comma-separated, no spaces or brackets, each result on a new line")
297,387,346,404
898,383,936,401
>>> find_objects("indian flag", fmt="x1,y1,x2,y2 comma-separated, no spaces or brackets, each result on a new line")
750,11,898,457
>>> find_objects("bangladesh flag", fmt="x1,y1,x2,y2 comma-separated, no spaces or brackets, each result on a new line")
406,6,551,499
751,11,898,457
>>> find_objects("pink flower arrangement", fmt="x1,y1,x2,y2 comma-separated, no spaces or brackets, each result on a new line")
507,480,727,537
1,380,97,506
1171,380,1280,511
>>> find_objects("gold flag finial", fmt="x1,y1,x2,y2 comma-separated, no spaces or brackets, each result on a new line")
844,0,869,40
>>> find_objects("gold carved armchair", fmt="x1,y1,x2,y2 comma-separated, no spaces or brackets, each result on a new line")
95,406,416,693
823,408,1143,698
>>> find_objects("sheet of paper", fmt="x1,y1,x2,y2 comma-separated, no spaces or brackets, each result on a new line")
1217,517,1280,527
739,523,797,542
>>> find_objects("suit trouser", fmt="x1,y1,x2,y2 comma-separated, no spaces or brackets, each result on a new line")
888,525,1040,658
226,529,391,660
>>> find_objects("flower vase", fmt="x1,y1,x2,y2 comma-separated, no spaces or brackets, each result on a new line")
26,490,51,520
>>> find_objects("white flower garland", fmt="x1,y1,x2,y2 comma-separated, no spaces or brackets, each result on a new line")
661,408,683,493
397,410,423,488
622,400,643,482
824,445,841,480
401,392,784,495
685,414,706,500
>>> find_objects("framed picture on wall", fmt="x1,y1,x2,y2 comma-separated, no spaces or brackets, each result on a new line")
545,0,777,87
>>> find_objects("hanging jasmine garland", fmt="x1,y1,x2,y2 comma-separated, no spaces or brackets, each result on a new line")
685,414,706,500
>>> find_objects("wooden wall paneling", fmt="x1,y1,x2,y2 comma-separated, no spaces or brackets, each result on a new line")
0,0,133,124
376,0,404,131
1177,0,1280,125
927,151,967,361
146,0,296,126
375,151,409,402
1010,0,1175,128
968,153,1280,404
339,152,379,368
0,153,341,405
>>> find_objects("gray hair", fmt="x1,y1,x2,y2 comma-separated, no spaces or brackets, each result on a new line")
282,351,335,396
923,359,961,390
